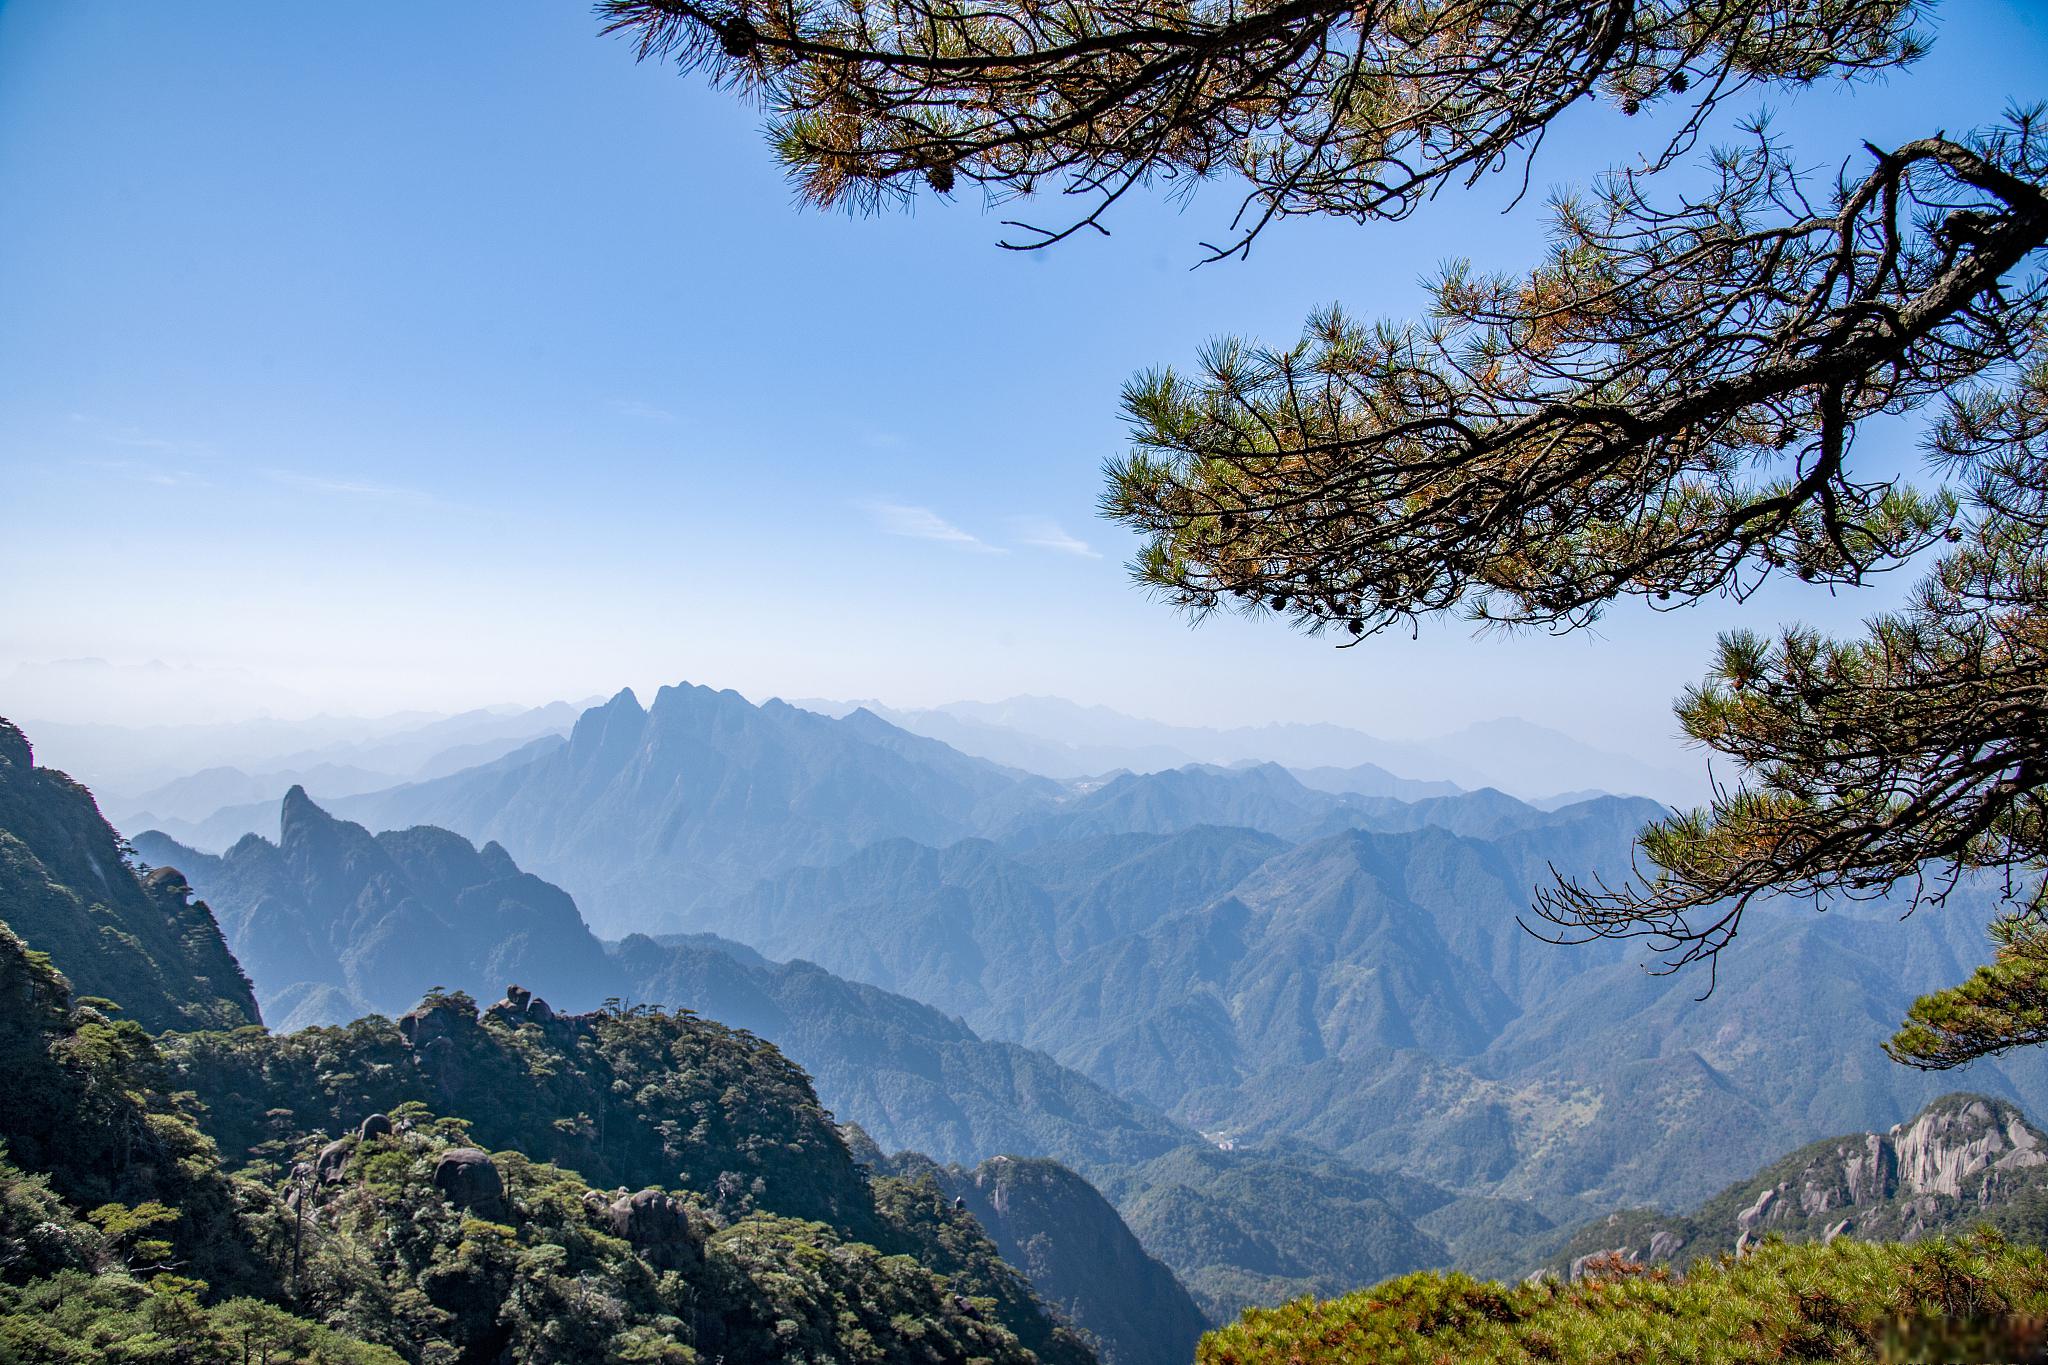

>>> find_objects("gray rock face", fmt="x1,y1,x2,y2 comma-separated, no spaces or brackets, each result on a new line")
433,1148,505,1214
400,1003,456,1048
1735,1186,1777,1234
1738,1095,2048,1244
1892,1095,2047,1198
1545,1094,2048,1278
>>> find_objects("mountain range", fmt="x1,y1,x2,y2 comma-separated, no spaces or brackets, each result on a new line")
3,715,1211,1364
121,682,2048,1314
26,701,584,833
15,684,2048,1358
793,695,1703,804
135,793,1458,1322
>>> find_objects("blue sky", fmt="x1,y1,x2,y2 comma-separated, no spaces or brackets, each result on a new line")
2,1,2045,761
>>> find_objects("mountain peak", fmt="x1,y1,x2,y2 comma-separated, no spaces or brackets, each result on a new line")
279,783,326,828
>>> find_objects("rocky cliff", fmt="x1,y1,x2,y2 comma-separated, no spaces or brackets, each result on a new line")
1544,1093,2048,1276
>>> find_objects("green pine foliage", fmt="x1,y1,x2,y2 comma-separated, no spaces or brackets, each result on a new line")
254,1116,1043,1365
0,912,1086,1364
1199,1236,2048,1365
163,990,872,1232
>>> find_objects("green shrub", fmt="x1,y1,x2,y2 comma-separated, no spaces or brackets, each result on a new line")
1200,1235,2048,1365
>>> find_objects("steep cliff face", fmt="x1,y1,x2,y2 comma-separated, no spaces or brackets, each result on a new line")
1545,1093,2048,1276
875,1150,1208,1365
0,717,257,1032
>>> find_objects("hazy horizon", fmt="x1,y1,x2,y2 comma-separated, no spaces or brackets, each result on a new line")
8,2,2046,762
0,660,1668,763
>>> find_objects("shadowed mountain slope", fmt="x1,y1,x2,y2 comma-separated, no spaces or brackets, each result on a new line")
0,716,256,1031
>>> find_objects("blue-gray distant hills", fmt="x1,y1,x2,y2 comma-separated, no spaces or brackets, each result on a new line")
205,682,1589,937
305,684,1061,933
792,694,1699,802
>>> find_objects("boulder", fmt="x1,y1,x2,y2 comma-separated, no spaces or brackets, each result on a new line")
606,1189,703,1269
486,985,533,1023
433,1148,505,1214
316,1138,352,1185
358,1112,393,1142
525,995,555,1023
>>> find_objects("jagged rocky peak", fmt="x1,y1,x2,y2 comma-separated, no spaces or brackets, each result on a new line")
569,686,648,748
1551,1092,2048,1278
279,781,329,828
1727,1094,2048,1246
1890,1093,2047,1198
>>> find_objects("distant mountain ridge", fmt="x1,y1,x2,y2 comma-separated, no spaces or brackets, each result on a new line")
794,694,1701,803
122,683,2045,1233
27,701,584,813
297,685,1053,934
133,799,1183,1172
160,686,1619,934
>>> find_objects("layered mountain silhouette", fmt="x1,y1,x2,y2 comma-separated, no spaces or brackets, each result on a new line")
794,694,1699,802
301,684,1055,933
134,787,617,1029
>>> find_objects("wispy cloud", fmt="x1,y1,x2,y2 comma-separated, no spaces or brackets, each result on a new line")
1010,517,1101,558
263,468,440,506
79,457,211,489
860,498,1005,553
69,413,216,457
